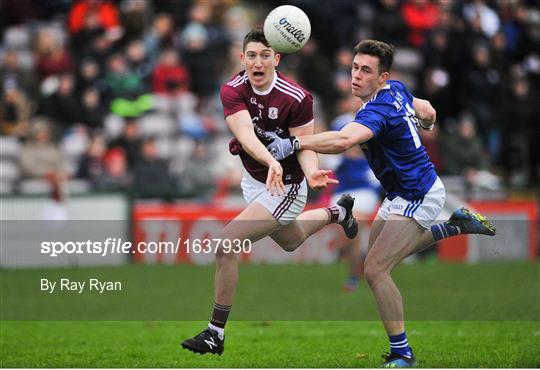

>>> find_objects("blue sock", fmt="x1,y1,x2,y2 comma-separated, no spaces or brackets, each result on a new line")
430,222,460,241
389,332,412,358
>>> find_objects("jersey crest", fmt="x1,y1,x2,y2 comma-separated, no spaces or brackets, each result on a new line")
268,107,278,119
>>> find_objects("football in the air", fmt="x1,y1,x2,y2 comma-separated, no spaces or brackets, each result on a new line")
263,5,311,53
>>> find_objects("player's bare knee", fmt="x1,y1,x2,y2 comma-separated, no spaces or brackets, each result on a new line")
215,245,239,262
363,262,388,286
278,239,302,252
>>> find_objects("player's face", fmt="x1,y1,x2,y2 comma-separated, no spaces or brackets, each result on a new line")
351,54,388,100
241,42,280,91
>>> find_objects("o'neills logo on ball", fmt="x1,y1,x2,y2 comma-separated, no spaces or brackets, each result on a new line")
278,17,306,43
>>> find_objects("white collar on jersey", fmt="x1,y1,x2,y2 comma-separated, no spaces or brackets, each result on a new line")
251,71,277,96
359,84,391,111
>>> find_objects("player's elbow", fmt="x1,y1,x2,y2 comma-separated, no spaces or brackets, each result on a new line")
333,135,355,153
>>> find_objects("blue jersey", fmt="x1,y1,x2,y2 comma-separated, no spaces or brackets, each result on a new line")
353,80,437,201
330,113,381,194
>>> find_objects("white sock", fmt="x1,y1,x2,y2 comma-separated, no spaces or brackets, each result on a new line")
208,323,224,340
336,205,346,223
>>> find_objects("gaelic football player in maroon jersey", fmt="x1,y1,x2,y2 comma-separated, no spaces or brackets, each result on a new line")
181,29,359,355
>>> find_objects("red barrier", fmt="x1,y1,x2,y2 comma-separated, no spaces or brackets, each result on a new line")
132,200,538,264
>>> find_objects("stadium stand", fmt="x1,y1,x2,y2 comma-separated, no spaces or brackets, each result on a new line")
1,0,538,199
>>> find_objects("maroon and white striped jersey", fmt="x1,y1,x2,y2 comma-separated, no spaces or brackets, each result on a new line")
220,71,314,184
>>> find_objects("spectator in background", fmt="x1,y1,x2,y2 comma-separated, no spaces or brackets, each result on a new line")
178,3,230,100
424,29,456,70
144,13,175,66
152,48,191,118
402,0,440,47
105,53,153,117
20,117,65,180
221,5,254,46
39,73,82,131
0,50,36,100
68,0,122,43
152,48,190,96
373,0,407,46
462,42,501,143
133,137,175,198
0,82,31,137
96,147,131,191
319,0,365,50
443,113,485,176
34,29,73,81
179,140,215,197
105,53,144,99
490,31,510,76
498,77,537,186
76,132,106,186
421,30,458,124
296,40,334,115
178,22,215,99
75,57,105,98
188,1,230,63
463,0,500,40
119,0,149,43
443,113,499,192
125,39,153,90
500,1,537,62
108,117,141,169
77,29,115,73
331,48,355,107
78,88,107,129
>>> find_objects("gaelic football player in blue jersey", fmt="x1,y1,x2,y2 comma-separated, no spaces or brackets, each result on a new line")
266,39,496,368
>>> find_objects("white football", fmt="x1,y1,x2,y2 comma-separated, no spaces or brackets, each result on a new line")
263,5,311,53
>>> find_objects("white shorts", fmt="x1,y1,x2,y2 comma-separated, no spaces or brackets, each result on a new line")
377,177,445,229
241,171,307,225
330,189,379,215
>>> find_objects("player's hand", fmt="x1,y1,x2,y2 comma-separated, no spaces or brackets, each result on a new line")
266,160,287,196
265,131,299,160
307,169,339,191
414,116,434,131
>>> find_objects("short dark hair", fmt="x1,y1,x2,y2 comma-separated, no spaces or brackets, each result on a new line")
243,28,271,51
353,40,394,73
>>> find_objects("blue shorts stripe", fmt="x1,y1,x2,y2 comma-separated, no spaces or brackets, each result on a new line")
403,203,412,217
404,199,418,217
409,197,424,216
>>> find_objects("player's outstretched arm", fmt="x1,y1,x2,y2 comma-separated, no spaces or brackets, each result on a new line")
226,110,286,195
266,122,373,157
290,123,339,191
297,122,374,154
413,97,436,130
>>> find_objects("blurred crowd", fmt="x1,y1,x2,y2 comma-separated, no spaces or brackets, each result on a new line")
1,0,539,200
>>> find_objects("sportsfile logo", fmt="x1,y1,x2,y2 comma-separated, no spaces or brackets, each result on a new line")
278,17,306,43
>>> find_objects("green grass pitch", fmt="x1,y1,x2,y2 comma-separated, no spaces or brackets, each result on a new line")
1,262,539,367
